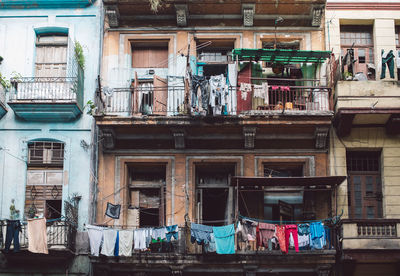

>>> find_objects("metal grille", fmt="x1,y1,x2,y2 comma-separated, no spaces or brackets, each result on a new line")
346,151,380,172
28,142,64,166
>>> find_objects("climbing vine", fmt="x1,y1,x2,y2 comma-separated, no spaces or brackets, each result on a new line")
74,41,85,70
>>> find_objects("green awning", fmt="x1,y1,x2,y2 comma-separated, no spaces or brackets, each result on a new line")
232,48,331,64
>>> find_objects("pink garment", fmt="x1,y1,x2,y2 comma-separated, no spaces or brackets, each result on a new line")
258,222,275,248
280,86,290,92
271,86,279,90
285,224,299,253
27,218,48,254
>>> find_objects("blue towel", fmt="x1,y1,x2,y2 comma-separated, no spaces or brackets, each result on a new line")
166,225,179,241
212,224,235,254
310,222,325,249
114,231,119,256
191,223,213,245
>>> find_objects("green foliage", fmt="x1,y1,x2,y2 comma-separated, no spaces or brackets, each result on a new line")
0,72,10,89
85,100,97,115
74,41,85,70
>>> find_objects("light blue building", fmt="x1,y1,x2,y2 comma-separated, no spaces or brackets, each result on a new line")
0,0,102,272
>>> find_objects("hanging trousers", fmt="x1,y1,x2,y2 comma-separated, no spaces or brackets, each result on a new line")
285,224,299,253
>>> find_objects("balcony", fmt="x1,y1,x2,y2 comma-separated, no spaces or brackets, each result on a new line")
334,80,400,136
0,85,6,119
90,225,337,275
96,84,332,117
341,219,400,251
0,220,76,254
8,67,84,122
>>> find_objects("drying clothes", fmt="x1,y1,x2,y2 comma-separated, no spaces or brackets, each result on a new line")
310,222,326,250
280,86,290,92
134,228,148,250
209,74,227,115
105,202,121,219
297,224,310,249
4,220,21,253
285,225,299,253
381,50,395,79
204,232,216,253
242,219,258,241
87,225,104,256
119,230,133,256
397,50,400,69
27,218,48,254
213,224,235,254
191,75,209,111
114,231,119,256
166,225,179,241
101,229,118,256
253,82,269,105
258,222,275,249
240,83,252,101
190,223,213,245
274,225,286,254
152,227,167,241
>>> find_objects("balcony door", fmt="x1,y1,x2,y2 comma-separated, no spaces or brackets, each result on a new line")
35,34,68,78
347,151,383,219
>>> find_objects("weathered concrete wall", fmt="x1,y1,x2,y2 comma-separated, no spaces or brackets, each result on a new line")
336,80,400,109
0,1,103,230
325,4,400,80
96,151,329,226
330,128,400,219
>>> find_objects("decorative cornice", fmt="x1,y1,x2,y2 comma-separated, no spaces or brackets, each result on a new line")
326,2,400,10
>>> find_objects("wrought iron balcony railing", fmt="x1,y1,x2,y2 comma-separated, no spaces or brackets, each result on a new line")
8,67,84,111
0,220,76,252
96,83,332,117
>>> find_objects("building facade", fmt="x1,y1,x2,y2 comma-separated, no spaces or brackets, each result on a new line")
326,0,400,275
0,0,102,274
93,0,342,275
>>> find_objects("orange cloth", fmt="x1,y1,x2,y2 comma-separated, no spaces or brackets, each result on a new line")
275,225,286,254
27,218,48,254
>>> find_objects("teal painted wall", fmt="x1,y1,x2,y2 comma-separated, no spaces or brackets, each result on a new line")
0,1,102,231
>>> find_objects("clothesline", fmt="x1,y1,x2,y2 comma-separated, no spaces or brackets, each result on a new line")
238,214,332,225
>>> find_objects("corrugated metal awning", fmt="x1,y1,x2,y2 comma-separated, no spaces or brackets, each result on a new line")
232,48,331,64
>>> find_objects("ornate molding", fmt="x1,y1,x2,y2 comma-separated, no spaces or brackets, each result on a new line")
311,5,324,27
315,127,329,149
175,4,188,27
102,128,115,150
106,5,120,28
243,127,256,149
242,4,255,27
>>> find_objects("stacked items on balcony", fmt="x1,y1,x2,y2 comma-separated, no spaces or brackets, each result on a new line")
86,224,179,256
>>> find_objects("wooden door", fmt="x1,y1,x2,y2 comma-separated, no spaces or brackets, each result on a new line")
153,75,168,115
348,174,383,219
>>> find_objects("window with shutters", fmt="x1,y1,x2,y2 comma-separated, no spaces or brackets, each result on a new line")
35,34,68,78
131,41,168,68
25,141,64,219
346,150,383,219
